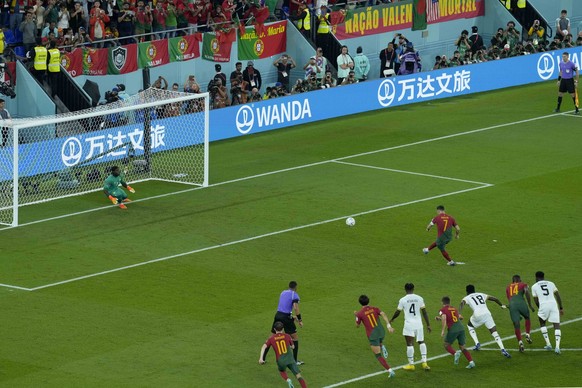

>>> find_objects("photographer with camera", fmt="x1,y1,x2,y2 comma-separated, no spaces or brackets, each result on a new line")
274,54,296,92
527,19,545,41
504,21,520,50
230,74,247,106
184,74,200,93
322,70,336,88
450,51,463,66
291,78,306,94
340,70,358,86
210,78,230,109
433,55,448,70
455,30,472,59
152,75,168,90
249,87,262,102
491,27,505,49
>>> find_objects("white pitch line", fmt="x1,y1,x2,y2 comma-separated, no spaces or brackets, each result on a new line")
478,348,582,352
0,283,33,291
323,316,582,388
333,160,493,186
24,185,490,291
1,111,560,230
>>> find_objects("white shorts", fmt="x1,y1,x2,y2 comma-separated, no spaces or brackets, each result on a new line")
470,312,496,330
403,322,424,342
538,304,560,324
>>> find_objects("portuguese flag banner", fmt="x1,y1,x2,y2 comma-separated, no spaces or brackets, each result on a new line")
61,48,83,77
138,39,170,68
169,34,201,62
202,32,232,62
82,47,108,76
108,44,138,74
238,20,287,60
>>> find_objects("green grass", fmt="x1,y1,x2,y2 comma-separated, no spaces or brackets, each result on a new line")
1,81,581,387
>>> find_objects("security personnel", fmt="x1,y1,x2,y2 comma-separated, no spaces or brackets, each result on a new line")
292,2,311,40
28,38,48,83
0,28,5,60
47,41,61,96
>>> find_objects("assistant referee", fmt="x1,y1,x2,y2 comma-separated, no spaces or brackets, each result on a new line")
265,281,304,365
554,51,580,114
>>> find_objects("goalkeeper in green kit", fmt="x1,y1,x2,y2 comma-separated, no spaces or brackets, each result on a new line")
103,166,135,210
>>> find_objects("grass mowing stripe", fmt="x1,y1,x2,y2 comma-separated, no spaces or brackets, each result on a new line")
332,161,494,186
24,185,490,291
323,316,582,388
2,111,559,231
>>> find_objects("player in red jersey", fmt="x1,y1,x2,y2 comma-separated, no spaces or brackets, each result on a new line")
259,321,308,388
506,275,536,352
436,296,475,369
354,295,396,379
423,205,461,266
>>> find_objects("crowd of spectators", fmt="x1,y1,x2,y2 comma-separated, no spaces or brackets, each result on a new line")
432,10,582,70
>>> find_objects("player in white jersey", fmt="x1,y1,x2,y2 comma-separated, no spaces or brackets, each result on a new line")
459,284,511,358
389,283,432,371
531,271,564,354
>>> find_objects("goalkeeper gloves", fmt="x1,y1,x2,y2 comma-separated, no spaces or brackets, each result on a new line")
127,185,135,193
108,195,118,205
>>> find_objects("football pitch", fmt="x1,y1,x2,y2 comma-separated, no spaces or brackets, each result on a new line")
1,81,581,387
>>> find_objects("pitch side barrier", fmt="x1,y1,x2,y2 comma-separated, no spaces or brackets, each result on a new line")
2,48,578,180
211,47,581,141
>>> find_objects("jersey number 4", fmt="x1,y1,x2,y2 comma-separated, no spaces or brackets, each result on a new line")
409,304,416,316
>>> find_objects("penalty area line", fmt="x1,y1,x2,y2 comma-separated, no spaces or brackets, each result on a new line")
323,316,582,388
23,185,490,291
478,348,582,352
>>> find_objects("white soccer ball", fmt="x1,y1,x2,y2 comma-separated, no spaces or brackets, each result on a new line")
346,217,356,227
563,29,569,36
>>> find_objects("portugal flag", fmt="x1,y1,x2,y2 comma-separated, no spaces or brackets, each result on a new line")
237,20,286,60
138,39,170,68
169,35,201,62
61,48,83,77
82,47,108,76
202,32,232,62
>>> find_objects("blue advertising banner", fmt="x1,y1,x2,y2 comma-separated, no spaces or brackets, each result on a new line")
0,113,203,180
208,48,581,142
3,47,579,180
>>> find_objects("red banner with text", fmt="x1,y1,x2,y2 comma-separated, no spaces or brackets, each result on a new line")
332,0,485,40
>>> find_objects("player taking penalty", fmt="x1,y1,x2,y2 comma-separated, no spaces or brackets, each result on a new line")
103,166,135,210
354,295,396,379
506,275,536,352
259,321,308,388
436,296,475,369
423,205,461,266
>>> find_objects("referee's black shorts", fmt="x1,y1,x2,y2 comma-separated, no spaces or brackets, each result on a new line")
559,78,576,94
272,311,297,335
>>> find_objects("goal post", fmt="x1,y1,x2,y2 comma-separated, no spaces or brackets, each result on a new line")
0,88,209,227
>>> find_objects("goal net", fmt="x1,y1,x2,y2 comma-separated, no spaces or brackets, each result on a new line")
0,88,209,226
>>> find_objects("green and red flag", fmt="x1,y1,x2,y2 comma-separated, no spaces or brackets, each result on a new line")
108,44,138,74
237,20,287,60
202,32,232,62
61,48,83,77
138,39,170,68
412,0,427,31
169,34,201,62
82,47,108,76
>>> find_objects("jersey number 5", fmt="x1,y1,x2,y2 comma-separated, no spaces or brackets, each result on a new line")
540,284,550,296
